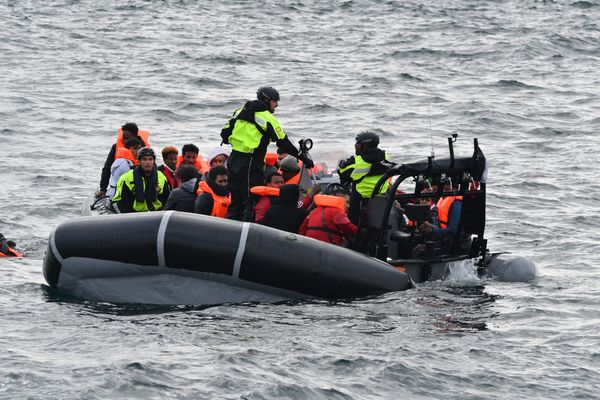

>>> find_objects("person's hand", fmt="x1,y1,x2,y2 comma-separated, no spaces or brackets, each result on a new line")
95,190,106,198
298,155,314,169
420,221,434,233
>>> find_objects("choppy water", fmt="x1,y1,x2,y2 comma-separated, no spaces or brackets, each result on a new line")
2,0,600,398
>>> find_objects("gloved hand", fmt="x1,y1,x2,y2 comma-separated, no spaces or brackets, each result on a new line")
298,154,314,169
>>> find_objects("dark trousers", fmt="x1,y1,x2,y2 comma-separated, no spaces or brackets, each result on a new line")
227,151,265,221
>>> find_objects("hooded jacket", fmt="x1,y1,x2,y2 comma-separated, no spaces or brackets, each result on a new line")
260,184,309,233
164,178,198,213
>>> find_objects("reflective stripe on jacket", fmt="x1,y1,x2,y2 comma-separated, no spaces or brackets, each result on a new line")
112,169,169,212
337,154,390,198
226,108,286,154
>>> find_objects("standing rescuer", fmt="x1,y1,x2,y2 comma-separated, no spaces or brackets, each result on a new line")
220,86,314,221
337,131,391,225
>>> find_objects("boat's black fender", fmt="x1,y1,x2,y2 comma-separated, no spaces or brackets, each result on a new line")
44,211,413,300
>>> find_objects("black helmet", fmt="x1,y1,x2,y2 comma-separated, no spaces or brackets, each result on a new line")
257,86,280,103
137,147,156,159
355,131,380,147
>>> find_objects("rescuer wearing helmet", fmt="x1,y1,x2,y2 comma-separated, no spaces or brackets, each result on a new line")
220,86,314,221
336,131,391,225
111,147,171,213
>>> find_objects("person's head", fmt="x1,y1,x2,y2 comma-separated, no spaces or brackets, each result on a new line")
121,122,139,141
125,137,144,158
279,155,300,182
208,149,228,168
354,131,380,155
276,148,288,167
161,146,178,170
266,172,284,188
181,144,200,165
277,184,300,207
333,189,351,210
137,147,156,173
175,164,198,184
208,165,228,187
257,86,280,113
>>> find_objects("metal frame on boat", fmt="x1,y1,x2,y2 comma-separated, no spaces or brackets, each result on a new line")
358,136,491,283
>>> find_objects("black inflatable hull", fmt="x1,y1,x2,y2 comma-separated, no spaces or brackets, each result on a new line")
44,212,414,305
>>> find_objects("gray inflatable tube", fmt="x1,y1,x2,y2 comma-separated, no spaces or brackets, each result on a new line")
44,211,414,305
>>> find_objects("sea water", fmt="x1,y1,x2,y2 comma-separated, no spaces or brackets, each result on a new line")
1,1,599,398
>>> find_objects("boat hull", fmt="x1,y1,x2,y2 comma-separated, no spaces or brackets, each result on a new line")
44,211,414,305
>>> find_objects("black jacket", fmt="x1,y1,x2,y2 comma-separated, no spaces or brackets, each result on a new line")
164,179,198,213
260,184,309,233
100,143,117,192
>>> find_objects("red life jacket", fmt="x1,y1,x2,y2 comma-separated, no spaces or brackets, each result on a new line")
250,186,280,222
304,195,352,245
160,165,178,189
265,152,278,167
197,180,231,218
177,155,209,174
116,129,150,152
437,196,462,229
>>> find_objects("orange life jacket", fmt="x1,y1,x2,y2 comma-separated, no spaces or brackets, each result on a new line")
116,129,150,152
250,186,280,197
0,245,22,258
313,194,345,212
437,196,462,229
265,152,278,167
177,155,209,174
197,180,231,218
114,147,138,165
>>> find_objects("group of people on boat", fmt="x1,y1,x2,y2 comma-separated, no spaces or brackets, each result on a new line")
92,86,466,251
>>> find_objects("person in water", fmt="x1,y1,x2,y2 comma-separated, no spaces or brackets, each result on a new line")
106,136,144,198
158,146,179,190
96,122,149,198
0,233,22,257
194,165,231,218
111,147,170,213
260,184,309,233
298,188,358,247
337,131,391,225
220,86,313,221
164,164,200,213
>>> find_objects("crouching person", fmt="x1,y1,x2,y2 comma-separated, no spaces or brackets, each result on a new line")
194,165,231,217
164,164,199,212
111,147,171,213
298,190,358,247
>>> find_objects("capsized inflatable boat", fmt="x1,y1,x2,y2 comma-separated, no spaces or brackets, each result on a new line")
44,211,414,305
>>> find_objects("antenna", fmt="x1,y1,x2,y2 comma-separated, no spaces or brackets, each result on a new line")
427,102,435,158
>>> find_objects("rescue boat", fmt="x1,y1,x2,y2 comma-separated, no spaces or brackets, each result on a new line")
43,211,414,305
360,135,537,283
